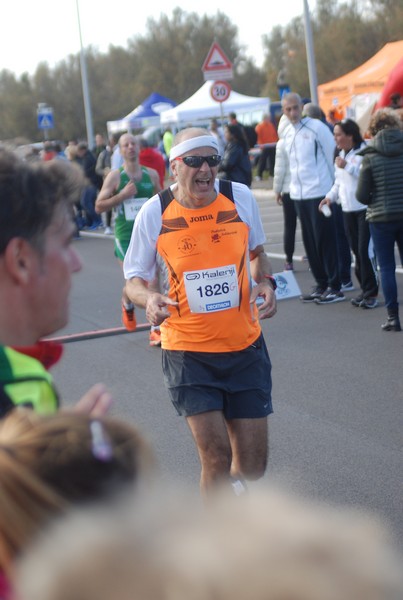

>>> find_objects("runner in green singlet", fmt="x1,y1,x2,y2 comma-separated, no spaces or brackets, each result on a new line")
95,134,161,339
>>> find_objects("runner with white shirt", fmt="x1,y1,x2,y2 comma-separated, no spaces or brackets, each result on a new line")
123,127,277,498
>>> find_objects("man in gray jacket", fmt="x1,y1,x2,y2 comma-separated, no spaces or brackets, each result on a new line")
281,93,344,304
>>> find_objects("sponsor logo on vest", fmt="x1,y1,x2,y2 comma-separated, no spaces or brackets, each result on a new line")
201,267,235,279
177,236,197,254
185,272,200,280
206,301,231,311
189,214,213,222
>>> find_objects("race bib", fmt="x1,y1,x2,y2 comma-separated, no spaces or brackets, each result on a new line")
123,197,148,221
184,264,239,313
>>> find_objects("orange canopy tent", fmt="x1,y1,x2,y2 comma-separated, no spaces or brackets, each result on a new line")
318,41,403,118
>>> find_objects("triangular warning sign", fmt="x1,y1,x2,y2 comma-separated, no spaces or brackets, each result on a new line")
202,42,233,73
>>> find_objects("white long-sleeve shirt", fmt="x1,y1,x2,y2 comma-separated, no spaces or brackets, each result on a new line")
273,138,291,194
282,117,335,200
326,143,367,212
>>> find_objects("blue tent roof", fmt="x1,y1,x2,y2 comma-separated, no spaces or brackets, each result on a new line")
127,92,177,127
107,92,177,133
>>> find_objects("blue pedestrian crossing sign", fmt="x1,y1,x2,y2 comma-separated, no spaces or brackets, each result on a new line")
37,107,54,130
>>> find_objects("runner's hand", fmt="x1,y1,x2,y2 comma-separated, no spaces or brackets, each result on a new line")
71,383,114,416
146,293,178,327
250,283,277,320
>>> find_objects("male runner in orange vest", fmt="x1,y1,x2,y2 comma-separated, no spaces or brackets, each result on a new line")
124,128,277,498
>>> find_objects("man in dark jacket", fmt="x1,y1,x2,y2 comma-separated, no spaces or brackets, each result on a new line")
75,142,103,229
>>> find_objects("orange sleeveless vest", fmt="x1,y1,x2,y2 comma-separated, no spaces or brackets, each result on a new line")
156,185,261,352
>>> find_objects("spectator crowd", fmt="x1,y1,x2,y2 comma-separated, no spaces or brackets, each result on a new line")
0,89,402,600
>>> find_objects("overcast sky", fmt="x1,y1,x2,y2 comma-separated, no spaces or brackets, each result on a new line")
3,0,317,76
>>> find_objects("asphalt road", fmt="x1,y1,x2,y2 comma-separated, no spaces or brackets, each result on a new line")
51,187,403,548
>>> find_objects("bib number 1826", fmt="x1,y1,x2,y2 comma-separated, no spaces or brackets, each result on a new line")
196,282,230,297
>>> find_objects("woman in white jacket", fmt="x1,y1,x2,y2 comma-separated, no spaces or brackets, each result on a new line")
319,119,379,308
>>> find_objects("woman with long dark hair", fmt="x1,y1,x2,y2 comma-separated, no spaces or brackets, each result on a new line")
218,124,252,187
320,118,379,309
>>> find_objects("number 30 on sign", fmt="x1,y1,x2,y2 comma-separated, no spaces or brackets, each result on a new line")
210,81,231,103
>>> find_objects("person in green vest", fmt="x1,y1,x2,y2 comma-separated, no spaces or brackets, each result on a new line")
0,148,113,418
95,133,161,345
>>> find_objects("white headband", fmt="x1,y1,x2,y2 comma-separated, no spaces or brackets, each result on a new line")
169,135,219,161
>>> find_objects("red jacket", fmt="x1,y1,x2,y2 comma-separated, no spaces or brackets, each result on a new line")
139,148,166,188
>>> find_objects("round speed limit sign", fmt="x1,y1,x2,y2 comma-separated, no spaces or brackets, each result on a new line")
210,80,231,103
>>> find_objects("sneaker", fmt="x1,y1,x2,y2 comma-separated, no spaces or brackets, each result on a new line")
230,478,248,497
341,281,355,292
361,297,379,309
300,287,326,303
85,222,103,231
122,303,137,332
104,226,112,235
149,328,162,347
254,175,262,181
351,295,364,307
284,262,293,271
315,290,346,304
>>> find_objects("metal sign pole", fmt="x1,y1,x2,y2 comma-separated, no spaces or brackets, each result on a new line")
303,0,319,104
76,0,94,147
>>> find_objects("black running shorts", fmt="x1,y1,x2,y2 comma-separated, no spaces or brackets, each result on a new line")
161,333,273,419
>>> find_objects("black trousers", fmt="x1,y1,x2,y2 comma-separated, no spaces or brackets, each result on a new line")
281,193,297,263
343,210,379,298
294,197,340,291
257,146,276,178
333,203,352,284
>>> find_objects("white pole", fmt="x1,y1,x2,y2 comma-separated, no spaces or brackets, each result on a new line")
76,0,94,147
303,0,319,104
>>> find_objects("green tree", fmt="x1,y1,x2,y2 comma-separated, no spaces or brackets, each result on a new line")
261,0,403,98
89,46,141,130
50,56,85,141
314,0,377,84
261,26,287,100
1,3,401,143
126,8,245,103
368,0,403,41
233,57,264,97
0,70,36,140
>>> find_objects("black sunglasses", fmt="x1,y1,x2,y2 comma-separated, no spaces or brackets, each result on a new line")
176,154,221,168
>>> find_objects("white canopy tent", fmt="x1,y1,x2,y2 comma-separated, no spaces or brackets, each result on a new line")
160,81,269,127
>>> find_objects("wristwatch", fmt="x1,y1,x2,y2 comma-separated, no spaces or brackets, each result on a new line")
263,274,277,291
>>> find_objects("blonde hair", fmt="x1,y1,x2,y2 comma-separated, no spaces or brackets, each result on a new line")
15,485,403,600
0,408,154,573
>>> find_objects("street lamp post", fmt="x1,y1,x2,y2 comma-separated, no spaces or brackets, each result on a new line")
76,0,94,147
303,0,319,104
